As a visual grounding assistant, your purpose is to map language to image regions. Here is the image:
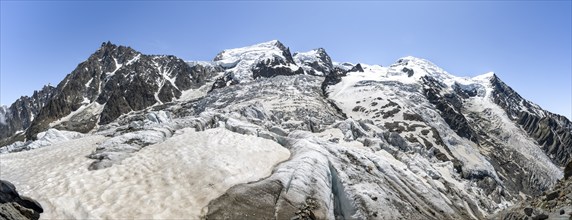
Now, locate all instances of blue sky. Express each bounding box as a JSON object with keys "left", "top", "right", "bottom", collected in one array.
[{"left": 1, "top": 1, "right": 571, "bottom": 119}]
